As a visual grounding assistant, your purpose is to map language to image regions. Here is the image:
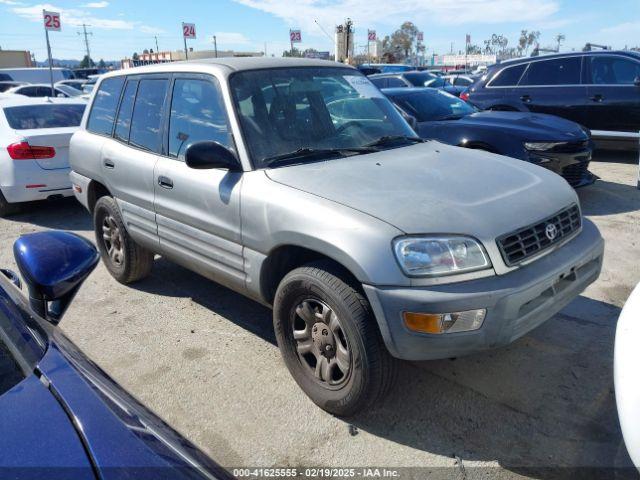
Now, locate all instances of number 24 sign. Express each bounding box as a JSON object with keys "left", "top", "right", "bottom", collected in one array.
[
  {"left": 43, "top": 10, "right": 61, "bottom": 31},
  {"left": 182, "top": 23, "right": 196, "bottom": 39}
]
